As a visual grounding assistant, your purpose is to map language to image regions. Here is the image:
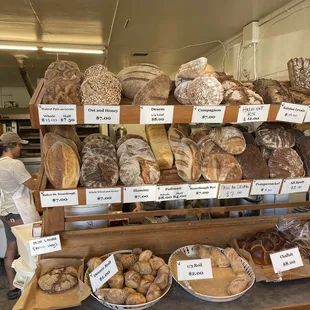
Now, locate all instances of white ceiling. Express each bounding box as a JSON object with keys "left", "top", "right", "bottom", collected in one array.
[{"left": 0, "top": 0, "right": 291, "bottom": 88}]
